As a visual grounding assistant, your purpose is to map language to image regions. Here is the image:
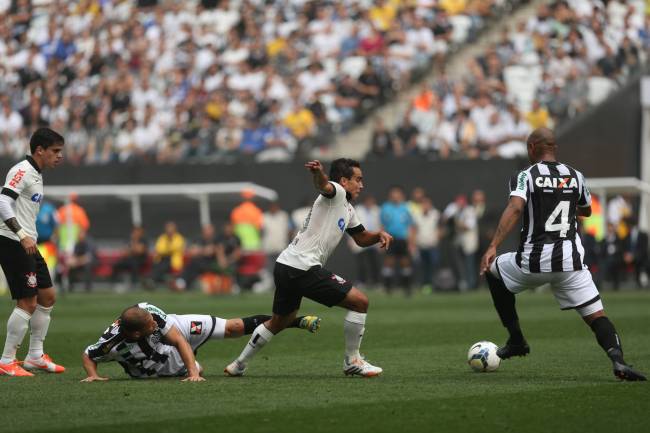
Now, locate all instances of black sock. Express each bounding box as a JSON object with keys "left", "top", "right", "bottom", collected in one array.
[
  {"left": 242, "top": 315, "right": 308, "bottom": 334},
  {"left": 589, "top": 316, "right": 624, "bottom": 363},
  {"left": 486, "top": 272, "right": 524, "bottom": 344},
  {"left": 242, "top": 315, "right": 271, "bottom": 334}
]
